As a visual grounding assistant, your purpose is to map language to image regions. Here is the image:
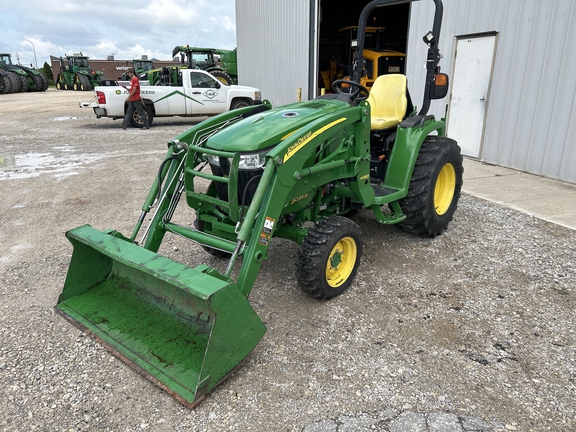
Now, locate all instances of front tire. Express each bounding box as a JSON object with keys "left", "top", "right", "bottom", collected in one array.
[
  {"left": 230, "top": 98, "right": 252, "bottom": 110},
  {"left": 397, "top": 136, "right": 463, "bottom": 237},
  {"left": 296, "top": 216, "right": 363, "bottom": 299}
]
